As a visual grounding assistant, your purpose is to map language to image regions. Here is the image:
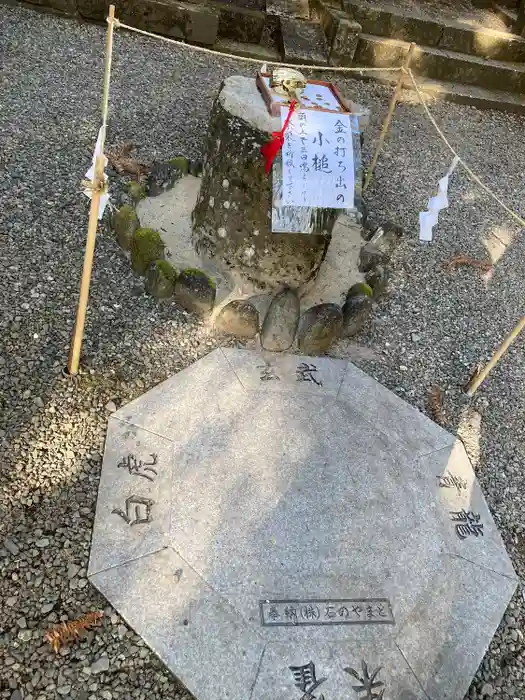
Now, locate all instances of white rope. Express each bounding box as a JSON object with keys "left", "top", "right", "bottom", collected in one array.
[
  {"left": 407, "top": 67, "right": 525, "bottom": 229},
  {"left": 110, "top": 16, "right": 525, "bottom": 230},
  {"left": 112, "top": 18, "right": 400, "bottom": 73}
]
